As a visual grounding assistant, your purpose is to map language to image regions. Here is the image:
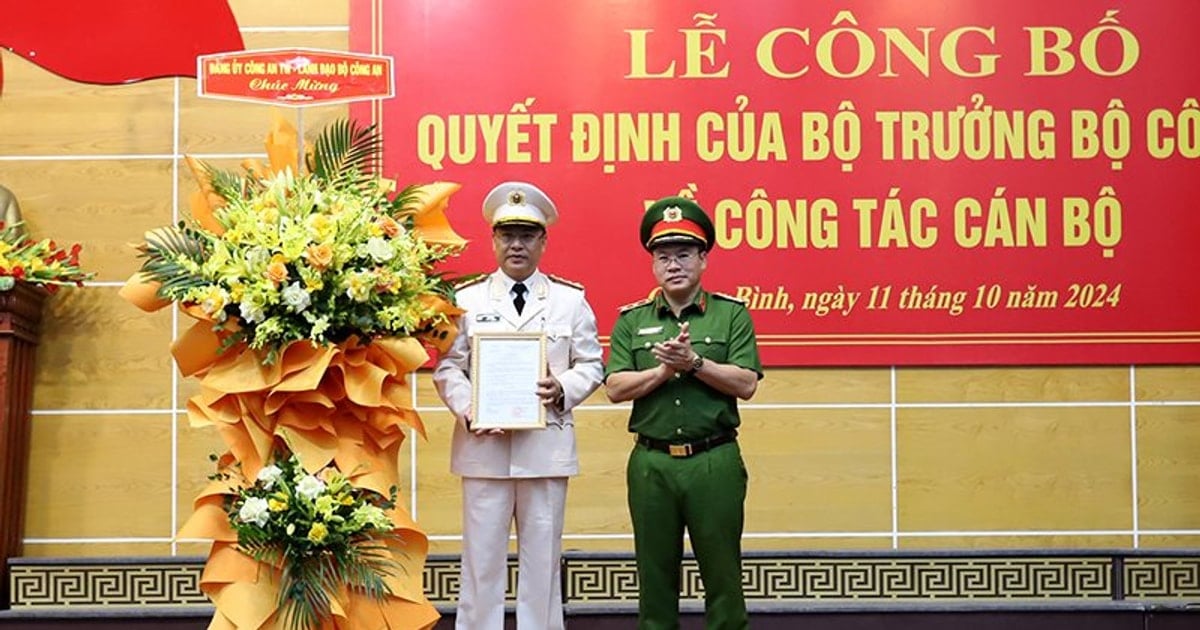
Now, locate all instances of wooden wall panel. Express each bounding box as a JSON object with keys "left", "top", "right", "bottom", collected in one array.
[
  {"left": 25, "top": 414, "right": 174, "bottom": 538},
  {"left": 741, "top": 408, "right": 892, "bottom": 533},
  {"left": 743, "top": 537, "right": 893, "bottom": 551},
  {"left": 751, "top": 367, "right": 891, "bottom": 404},
  {"left": 896, "top": 366, "right": 1130, "bottom": 403},
  {"left": 174, "top": 418, "right": 237, "bottom": 532},
  {"left": 1141, "top": 535, "right": 1200, "bottom": 548},
  {"left": 0, "top": 52, "right": 176, "bottom": 157},
  {"left": 2, "top": 160, "right": 175, "bottom": 281},
  {"left": 22, "top": 542, "right": 174, "bottom": 558},
  {"left": 412, "top": 409, "right": 460, "bottom": 535},
  {"left": 33, "top": 288, "right": 174, "bottom": 411},
  {"left": 1136, "top": 366, "right": 1200, "bottom": 400},
  {"left": 900, "top": 535, "right": 1134, "bottom": 549},
  {"left": 414, "top": 371, "right": 449, "bottom": 409},
  {"left": 1136, "top": 406, "right": 1200, "bottom": 529},
  {"left": 897, "top": 407, "right": 1133, "bottom": 531},
  {"left": 567, "top": 411, "right": 636, "bottom": 533}
]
